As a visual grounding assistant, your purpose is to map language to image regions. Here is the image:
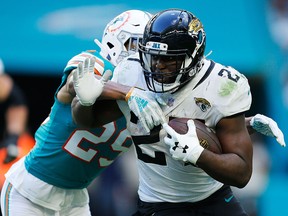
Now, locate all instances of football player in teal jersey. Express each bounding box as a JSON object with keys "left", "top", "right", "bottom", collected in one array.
[{"left": 0, "top": 10, "right": 154, "bottom": 216}]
